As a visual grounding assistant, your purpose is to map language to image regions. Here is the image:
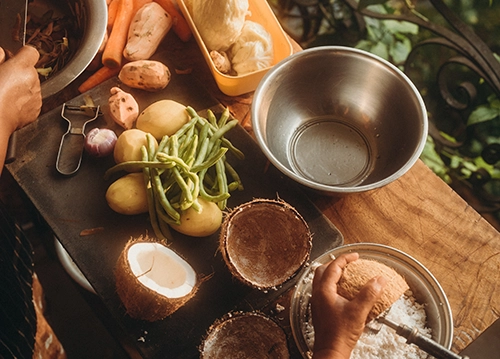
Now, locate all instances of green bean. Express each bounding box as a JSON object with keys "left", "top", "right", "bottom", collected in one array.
[
  {"left": 191, "top": 147, "right": 228, "bottom": 173},
  {"left": 155, "top": 200, "right": 178, "bottom": 226},
  {"left": 175, "top": 115, "right": 198, "bottom": 138},
  {"left": 190, "top": 108, "right": 244, "bottom": 160},
  {"left": 215, "top": 158, "right": 228, "bottom": 210},
  {"left": 217, "top": 107, "right": 230, "bottom": 128},
  {"left": 141, "top": 147, "right": 173, "bottom": 241},
  {"left": 193, "top": 137, "right": 210, "bottom": 168},
  {"left": 186, "top": 106, "right": 200, "bottom": 119},
  {"left": 151, "top": 168, "right": 180, "bottom": 223},
  {"left": 182, "top": 134, "right": 198, "bottom": 167},
  {"left": 146, "top": 134, "right": 157, "bottom": 161},
  {"left": 207, "top": 110, "right": 218, "bottom": 127},
  {"left": 104, "top": 160, "right": 175, "bottom": 180},
  {"left": 169, "top": 135, "right": 179, "bottom": 158},
  {"left": 199, "top": 168, "right": 231, "bottom": 202},
  {"left": 156, "top": 135, "right": 170, "bottom": 155},
  {"left": 224, "top": 160, "right": 244, "bottom": 191},
  {"left": 156, "top": 153, "right": 191, "bottom": 172},
  {"left": 221, "top": 138, "right": 245, "bottom": 160},
  {"left": 107, "top": 105, "right": 245, "bottom": 237}
]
